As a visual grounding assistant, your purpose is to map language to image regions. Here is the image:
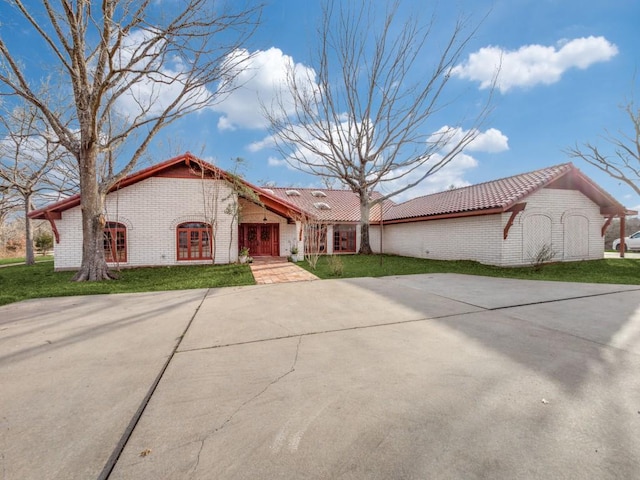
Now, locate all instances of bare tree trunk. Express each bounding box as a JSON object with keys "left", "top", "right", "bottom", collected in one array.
[
  {"left": 359, "top": 197, "right": 373, "bottom": 254},
  {"left": 72, "top": 152, "right": 115, "bottom": 281},
  {"left": 24, "top": 193, "right": 35, "bottom": 265}
]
